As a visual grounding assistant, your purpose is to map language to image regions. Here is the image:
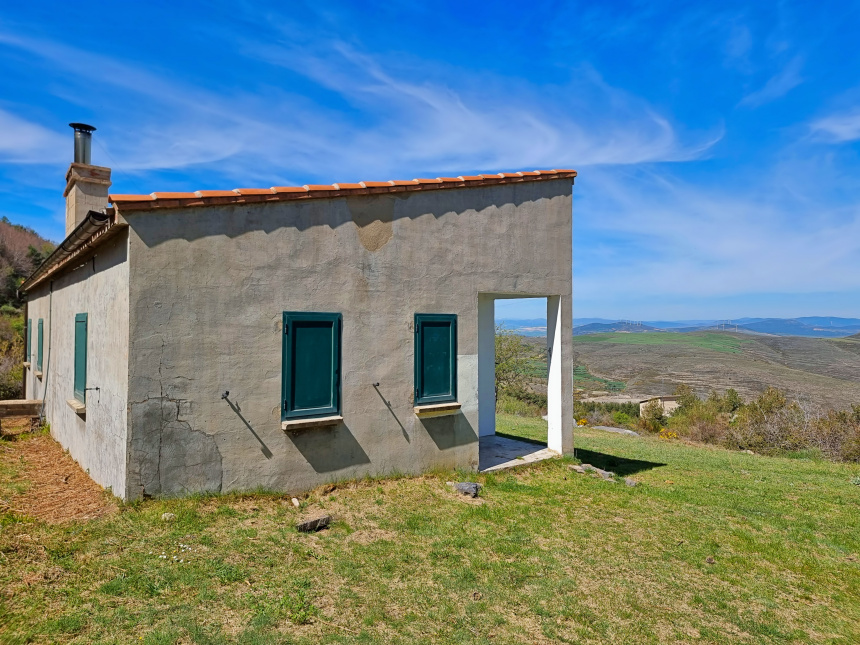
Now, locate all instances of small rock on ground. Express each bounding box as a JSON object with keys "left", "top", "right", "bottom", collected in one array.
[
  {"left": 291, "top": 497, "right": 300, "bottom": 507},
  {"left": 161, "top": 512, "right": 176, "bottom": 522},
  {"left": 624, "top": 478, "right": 638, "bottom": 487},
  {"left": 447, "top": 482, "right": 482, "bottom": 498},
  {"left": 581, "top": 464, "right": 616, "bottom": 481},
  {"left": 568, "top": 464, "right": 586, "bottom": 474},
  {"left": 296, "top": 515, "right": 331, "bottom": 533}
]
